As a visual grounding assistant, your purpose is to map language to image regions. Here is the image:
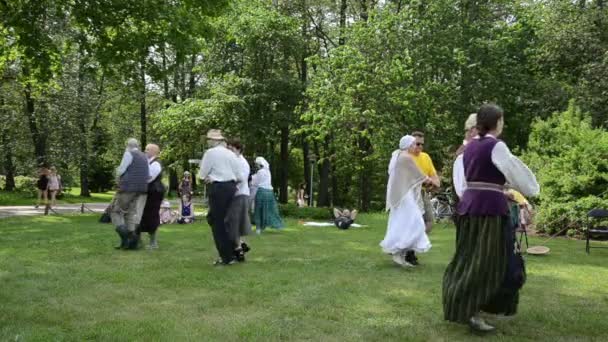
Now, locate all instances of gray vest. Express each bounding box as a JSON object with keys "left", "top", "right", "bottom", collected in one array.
[{"left": 119, "top": 150, "right": 149, "bottom": 193}]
